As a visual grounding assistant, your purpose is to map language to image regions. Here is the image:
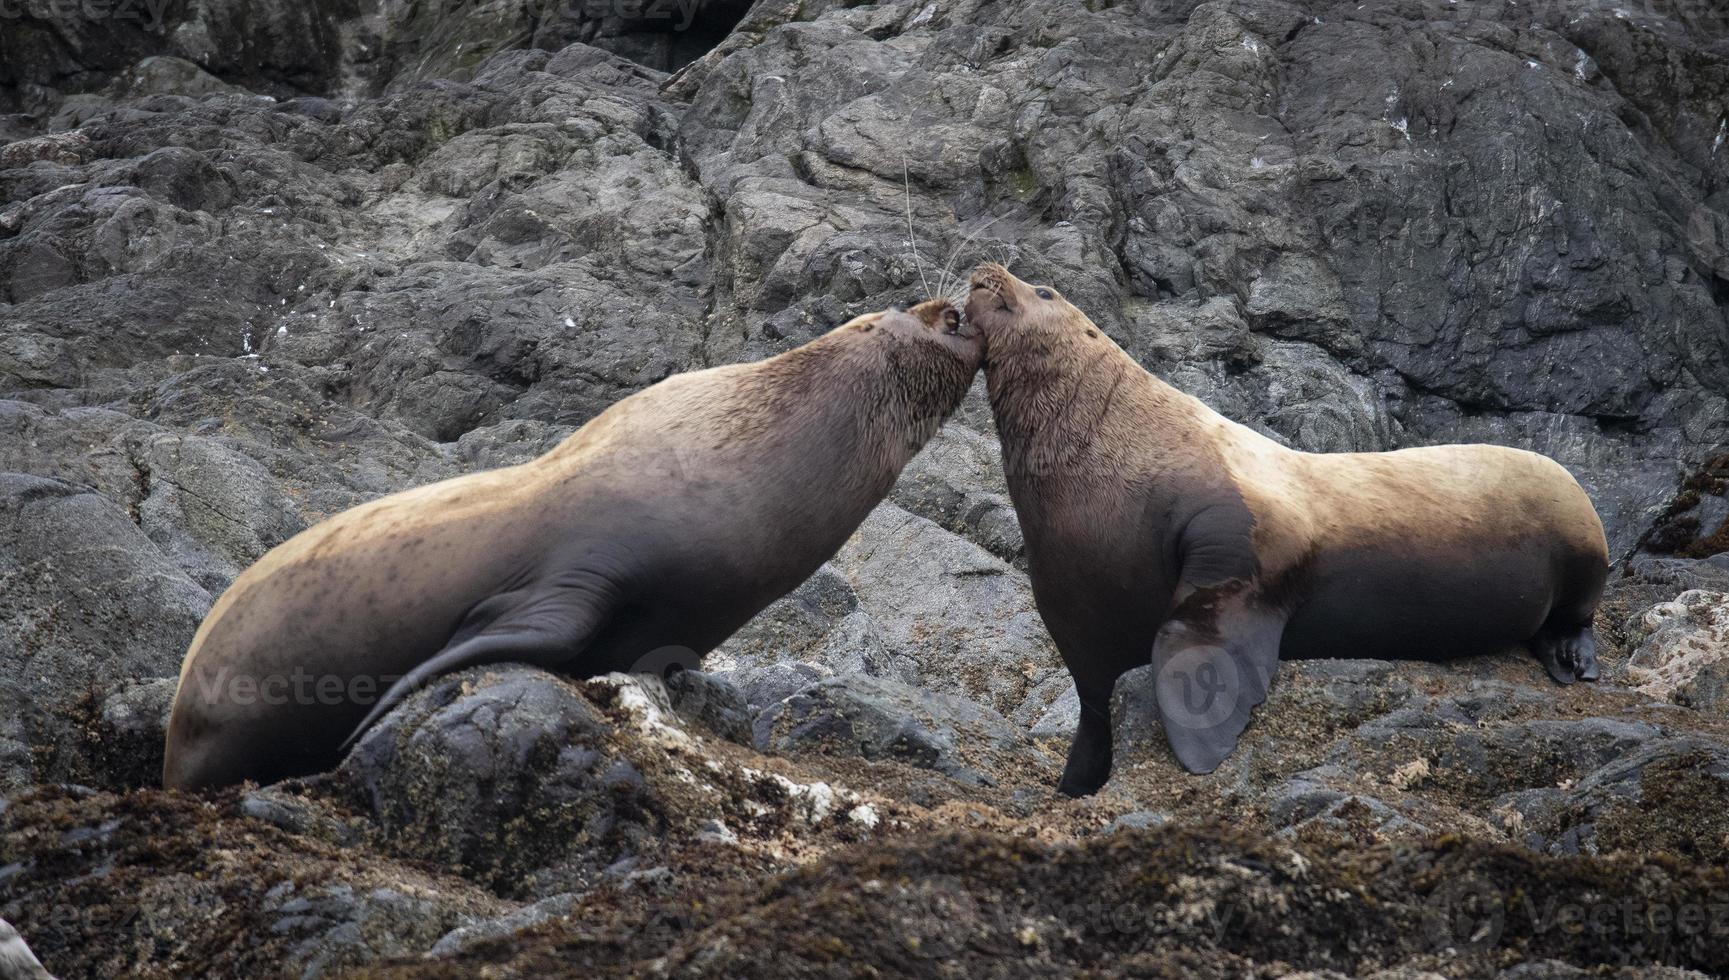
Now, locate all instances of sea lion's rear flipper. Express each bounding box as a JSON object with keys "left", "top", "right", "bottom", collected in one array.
[
  {"left": 1532, "top": 622, "right": 1599, "bottom": 684},
  {"left": 339, "top": 585, "right": 611, "bottom": 753},
  {"left": 1151, "top": 590, "right": 1286, "bottom": 774}
]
